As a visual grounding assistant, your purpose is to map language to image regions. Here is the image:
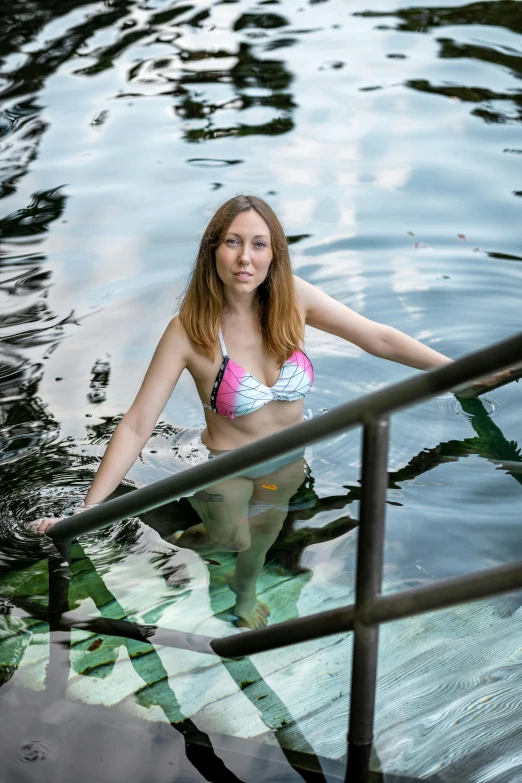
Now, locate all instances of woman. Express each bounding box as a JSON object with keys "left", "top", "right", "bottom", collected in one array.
[{"left": 33, "top": 195, "right": 508, "bottom": 628}]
